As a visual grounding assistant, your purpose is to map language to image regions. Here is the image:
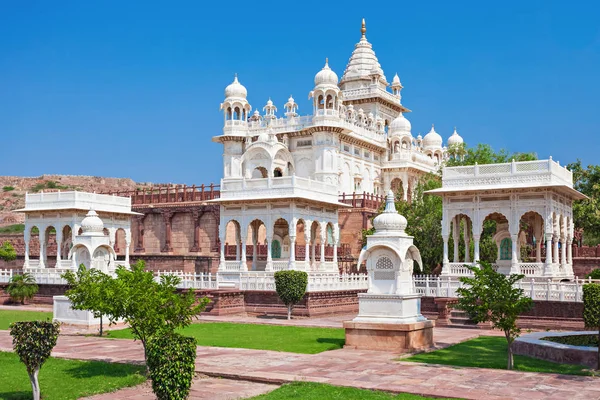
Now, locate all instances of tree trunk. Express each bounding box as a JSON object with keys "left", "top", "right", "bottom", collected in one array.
[
  {"left": 142, "top": 340, "right": 149, "bottom": 374},
  {"left": 99, "top": 315, "right": 103, "bottom": 337},
  {"left": 29, "top": 368, "right": 40, "bottom": 400},
  {"left": 287, "top": 305, "right": 292, "bottom": 320},
  {"left": 507, "top": 338, "right": 514, "bottom": 370}
]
